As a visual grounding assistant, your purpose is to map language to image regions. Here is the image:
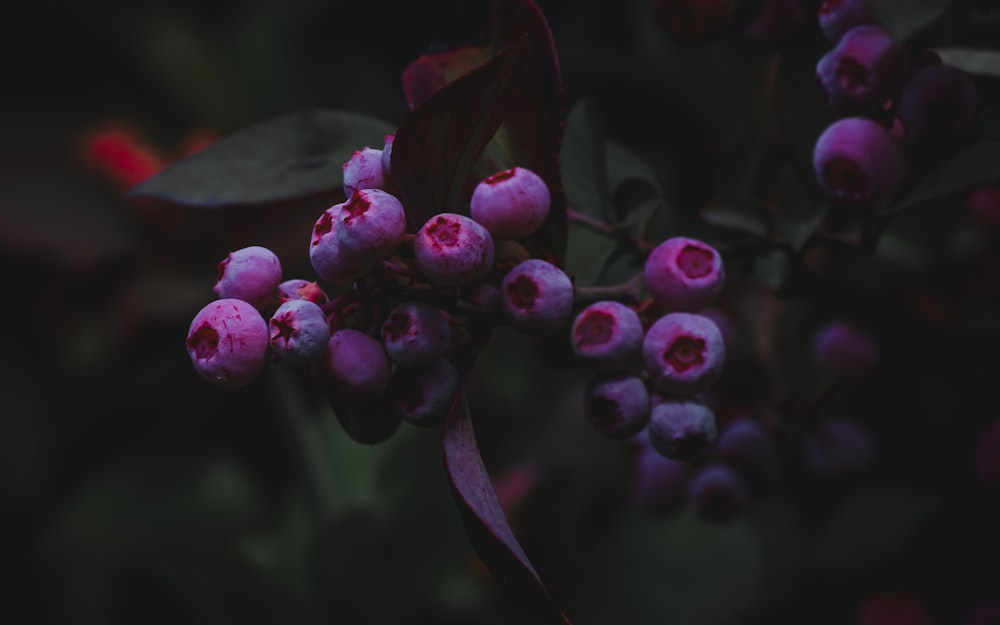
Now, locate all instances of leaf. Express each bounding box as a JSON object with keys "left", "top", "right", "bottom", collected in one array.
[
  {"left": 774, "top": 164, "right": 828, "bottom": 251},
  {"left": 129, "top": 109, "right": 395, "bottom": 206},
  {"left": 402, "top": 45, "right": 495, "bottom": 110},
  {"left": 810, "top": 483, "right": 937, "bottom": 574},
  {"left": 443, "top": 392, "right": 573, "bottom": 625},
  {"left": 561, "top": 98, "right": 612, "bottom": 220},
  {"left": 935, "top": 47, "right": 1000, "bottom": 77},
  {"left": 700, "top": 198, "right": 770, "bottom": 238},
  {"left": 867, "top": 0, "right": 958, "bottom": 40},
  {"left": 890, "top": 138, "right": 1000, "bottom": 212},
  {"left": 392, "top": 0, "right": 567, "bottom": 263}
]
